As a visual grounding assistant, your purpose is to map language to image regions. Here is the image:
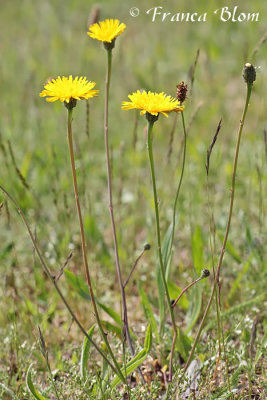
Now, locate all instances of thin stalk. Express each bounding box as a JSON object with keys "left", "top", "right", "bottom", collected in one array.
[
  {"left": 123, "top": 247, "right": 146, "bottom": 288},
  {"left": 167, "top": 111, "right": 187, "bottom": 280},
  {"left": 183, "top": 82, "right": 253, "bottom": 374},
  {"left": 206, "top": 174, "right": 231, "bottom": 394},
  {"left": 0, "top": 186, "right": 123, "bottom": 380},
  {"left": 67, "top": 109, "right": 125, "bottom": 382},
  {"left": 172, "top": 276, "right": 203, "bottom": 308},
  {"left": 103, "top": 49, "right": 136, "bottom": 362},
  {"left": 147, "top": 120, "right": 177, "bottom": 381}
]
